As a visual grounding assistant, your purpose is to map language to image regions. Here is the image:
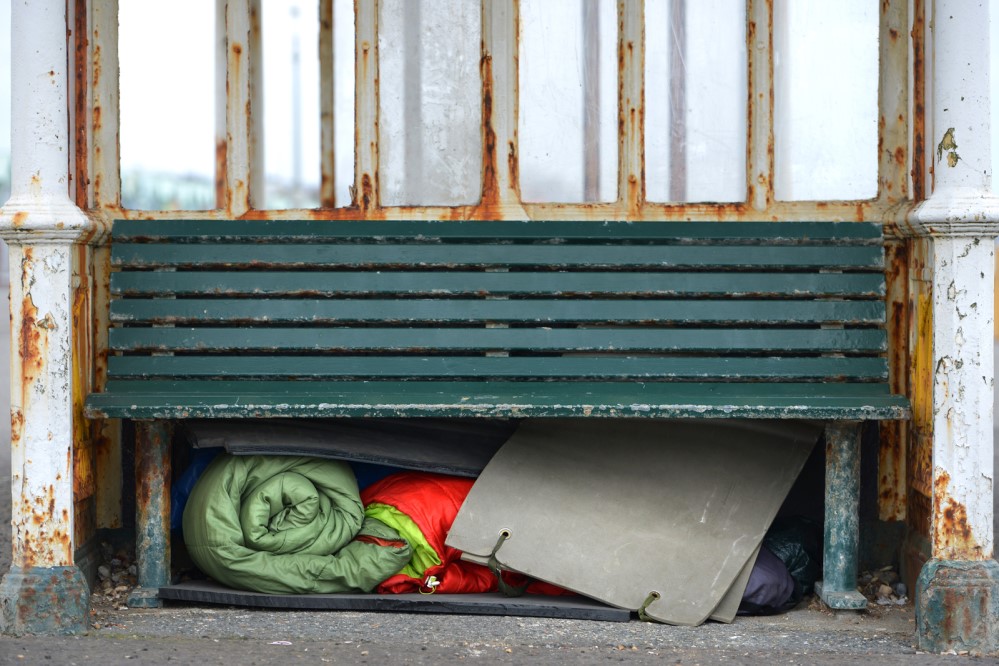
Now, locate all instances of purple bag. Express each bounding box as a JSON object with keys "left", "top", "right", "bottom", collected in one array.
[{"left": 738, "top": 546, "right": 797, "bottom": 615}]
